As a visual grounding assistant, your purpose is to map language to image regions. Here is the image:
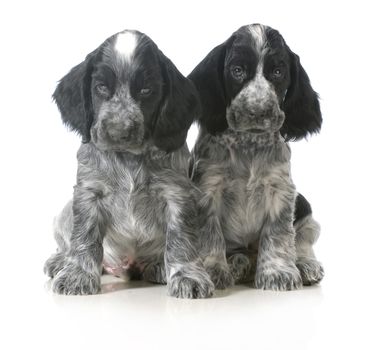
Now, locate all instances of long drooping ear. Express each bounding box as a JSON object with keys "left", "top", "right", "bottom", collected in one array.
[
  {"left": 188, "top": 41, "right": 230, "bottom": 134},
  {"left": 52, "top": 49, "right": 99, "bottom": 143},
  {"left": 281, "top": 48, "right": 322, "bottom": 141},
  {"left": 152, "top": 51, "right": 200, "bottom": 152}
]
